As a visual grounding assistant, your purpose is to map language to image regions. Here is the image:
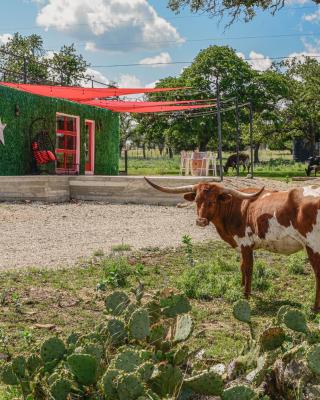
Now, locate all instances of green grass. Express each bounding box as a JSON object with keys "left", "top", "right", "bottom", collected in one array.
[
  {"left": 111, "top": 243, "right": 132, "bottom": 252},
  {"left": 119, "top": 152, "right": 307, "bottom": 180}
]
